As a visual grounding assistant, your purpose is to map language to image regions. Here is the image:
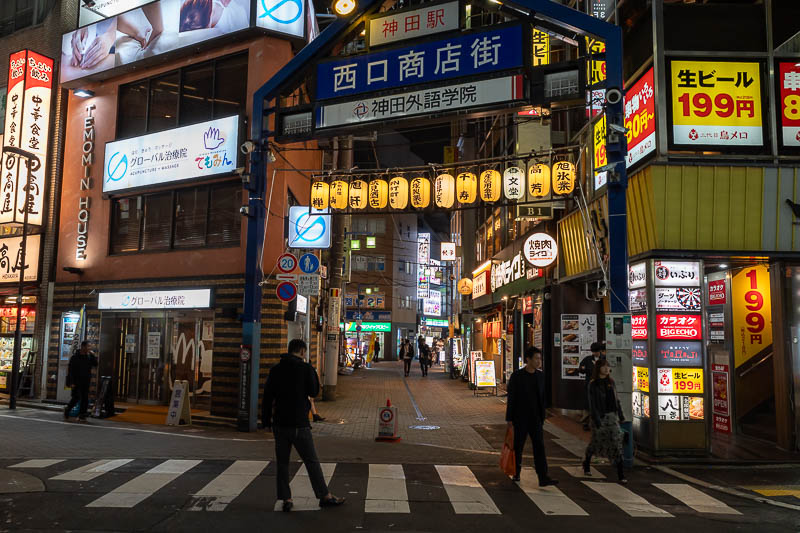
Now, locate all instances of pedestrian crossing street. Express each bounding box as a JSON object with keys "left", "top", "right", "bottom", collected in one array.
[{"left": 8, "top": 458, "right": 742, "bottom": 518}]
